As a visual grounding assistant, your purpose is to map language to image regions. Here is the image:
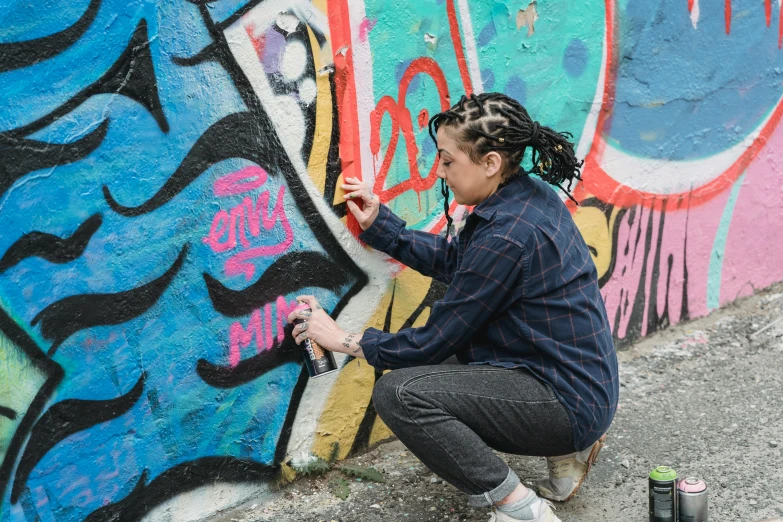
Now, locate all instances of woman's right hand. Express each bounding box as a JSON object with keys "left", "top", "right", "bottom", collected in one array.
[{"left": 342, "top": 177, "right": 380, "bottom": 231}]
